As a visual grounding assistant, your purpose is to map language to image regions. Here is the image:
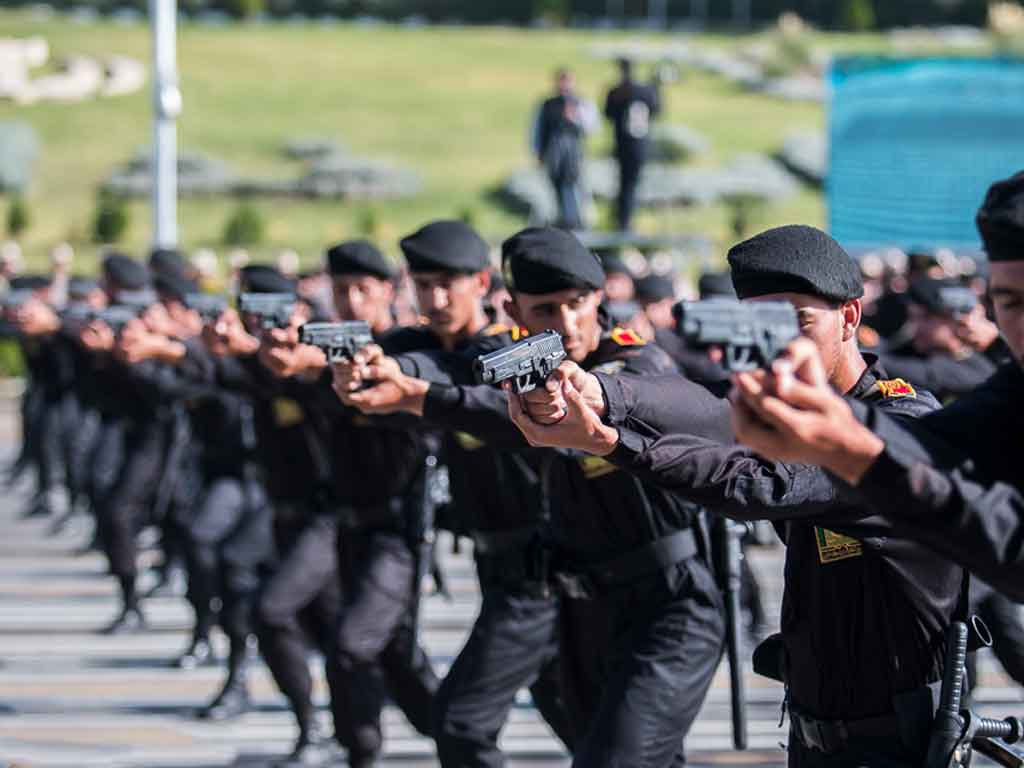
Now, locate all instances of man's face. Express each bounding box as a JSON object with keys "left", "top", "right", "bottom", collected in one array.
[
  {"left": 749, "top": 293, "right": 853, "bottom": 385},
  {"left": 604, "top": 272, "right": 634, "bottom": 303},
  {"left": 557, "top": 72, "right": 574, "bottom": 96},
  {"left": 908, "top": 303, "right": 961, "bottom": 356},
  {"left": 989, "top": 260, "right": 1024, "bottom": 366},
  {"left": 507, "top": 288, "right": 604, "bottom": 364},
  {"left": 642, "top": 297, "right": 675, "bottom": 331},
  {"left": 332, "top": 274, "right": 394, "bottom": 324},
  {"left": 412, "top": 270, "right": 488, "bottom": 338}
]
